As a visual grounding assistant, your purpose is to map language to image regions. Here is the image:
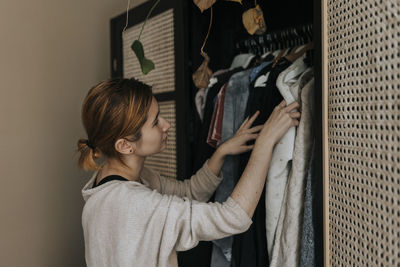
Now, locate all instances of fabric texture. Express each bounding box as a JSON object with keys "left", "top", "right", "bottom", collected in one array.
[
  {"left": 269, "top": 77, "right": 315, "bottom": 267},
  {"left": 195, "top": 87, "right": 208, "bottom": 121},
  {"left": 207, "top": 83, "right": 227, "bottom": 148},
  {"left": 193, "top": 68, "right": 243, "bottom": 172},
  {"left": 194, "top": 69, "right": 230, "bottom": 122},
  {"left": 230, "top": 57, "right": 292, "bottom": 267},
  {"left": 229, "top": 54, "right": 255, "bottom": 70},
  {"left": 191, "top": 68, "right": 245, "bottom": 267},
  {"left": 265, "top": 56, "right": 309, "bottom": 256},
  {"left": 300, "top": 141, "right": 316, "bottom": 267},
  {"left": 210, "top": 69, "right": 253, "bottom": 267},
  {"left": 92, "top": 175, "right": 128, "bottom": 187},
  {"left": 81, "top": 160, "right": 252, "bottom": 267},
  {"left": 249, "top": 60, "right": 272, "bottom": 82}
]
